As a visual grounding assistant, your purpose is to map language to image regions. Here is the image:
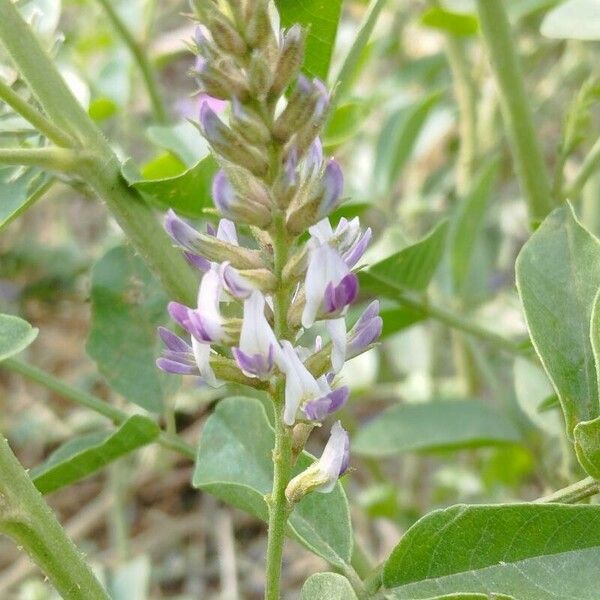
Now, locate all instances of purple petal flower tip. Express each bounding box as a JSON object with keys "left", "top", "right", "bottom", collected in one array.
[
  {"left": 344, "top": 228, "right": 372, "bottom": 269},
  {"left": 347, "top": 300, "right": 382, "bottom": 358},
  {"left": 184, "top": 251, "right": 211, "bottom": 272},
  {"left": 164, "top": 209, "right": 200, "bottom": 250},
  {"left": 168, "top": 301, "right": 192, "bottom": 329},
  {"left": 212, "top": 170, "right": 236, "bottom": 213},
  {"left": 232, "top": 345, "right": 275, "bottom": 379},
  {"left": 324, "top": 272, "right": 359, "bottom": 314},
  {"left": 319, "top": 159, "right": 344, "bottom": 216},
  {"left": 156, "top": 357, "right": 197, "bottom": 375},
  {"left": 199, "top": 100, "right": 222, "bottom": 141},
  {"left": 303, "top": 386, "right": 349, "bottom": 421},
  {"left": 158, "top": 327, "right": 191, "bottom": 353}
]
